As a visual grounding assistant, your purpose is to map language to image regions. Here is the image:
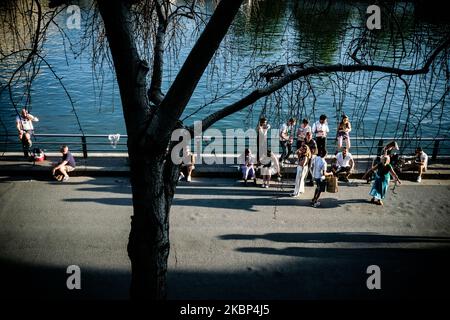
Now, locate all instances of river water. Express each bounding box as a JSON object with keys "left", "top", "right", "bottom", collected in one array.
[{"left": 0, "top": 1, "right": 449, "bottom": 154}]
